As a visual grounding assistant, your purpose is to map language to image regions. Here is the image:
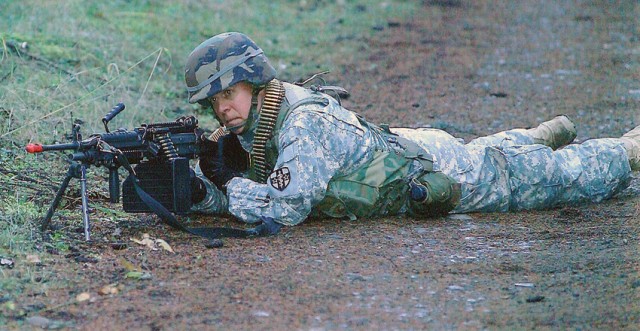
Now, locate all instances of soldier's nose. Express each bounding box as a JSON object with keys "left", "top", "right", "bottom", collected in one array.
[{"left": 216, "top": 102, "right": 232, "bottom": 115}]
